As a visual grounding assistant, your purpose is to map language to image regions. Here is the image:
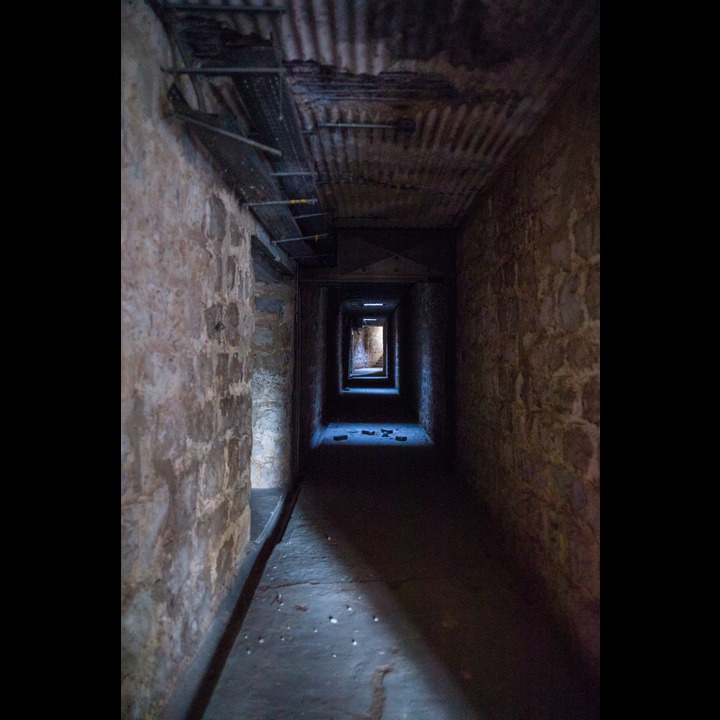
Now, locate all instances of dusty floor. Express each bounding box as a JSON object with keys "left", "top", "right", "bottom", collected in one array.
[{"left": 198, "top": 392, "right": 600, "bottom": 720}]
